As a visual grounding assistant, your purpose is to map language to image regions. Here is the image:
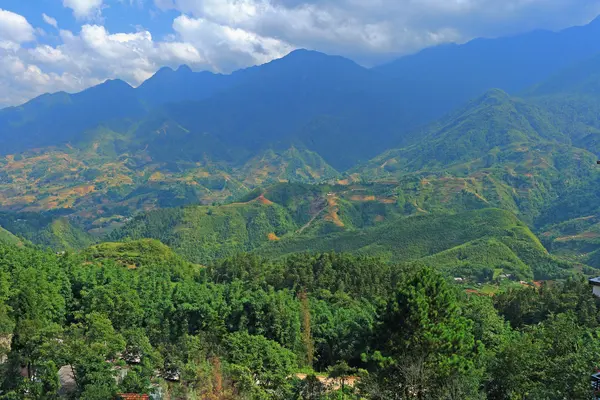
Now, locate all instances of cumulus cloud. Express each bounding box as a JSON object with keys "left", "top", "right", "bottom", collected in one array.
[
  {"left": 0, "top": 9, "right": 35, "bottom": 46},
  {"left": 63, "top": 0, "right": 104, "bottom": 19},
  {"left": 155, "top": 0, "right": 600, "bottom": 60},
  {"left": 42, "top": 13, "right": 58, "bottom": 29},
  {"left": 172, "top": 15, "right": 293, "bottom": 72}
]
